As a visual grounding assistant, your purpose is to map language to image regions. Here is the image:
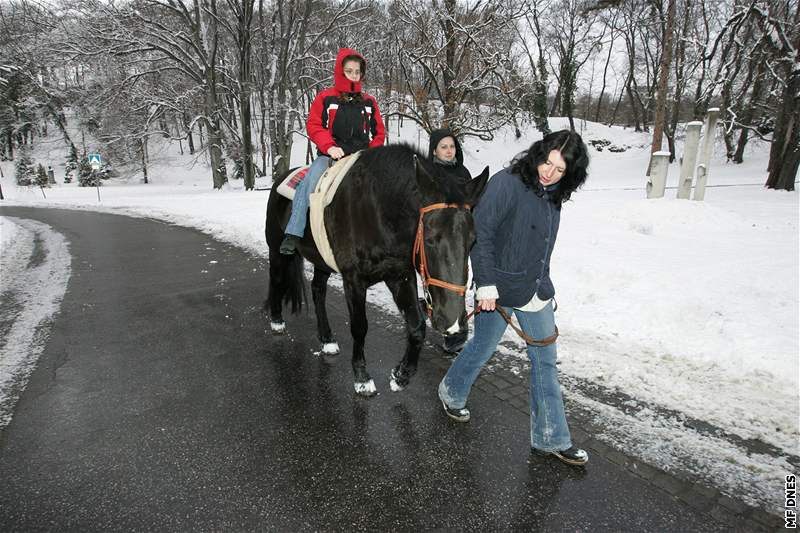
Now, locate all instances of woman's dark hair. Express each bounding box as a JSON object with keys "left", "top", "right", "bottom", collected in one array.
[
  {"left": 511, "top": 129, "right": 589, "bottom": 207},
  {"left": 341, "top": 54, "right": 366, "bottom": 80}
]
